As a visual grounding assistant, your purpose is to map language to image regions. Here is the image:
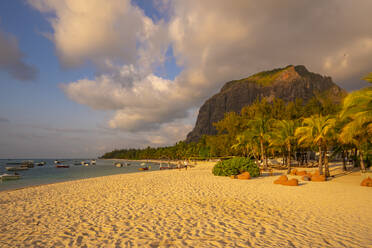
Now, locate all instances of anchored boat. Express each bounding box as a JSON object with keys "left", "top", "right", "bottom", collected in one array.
[
  {"left": 6, "top": 167, "right": 28, "bottom": 171},
  {"left": 21, "top": 161, "right": 34, "bottom": 168},
  {"left": 115, "top": 162, "right": 123, "bottom": 168},
  {"left": 56, "top": 164, "right": 70, "bottom": 168},
  {"left": 1, "top": 173, "right": 21, "bottom": 180}
]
